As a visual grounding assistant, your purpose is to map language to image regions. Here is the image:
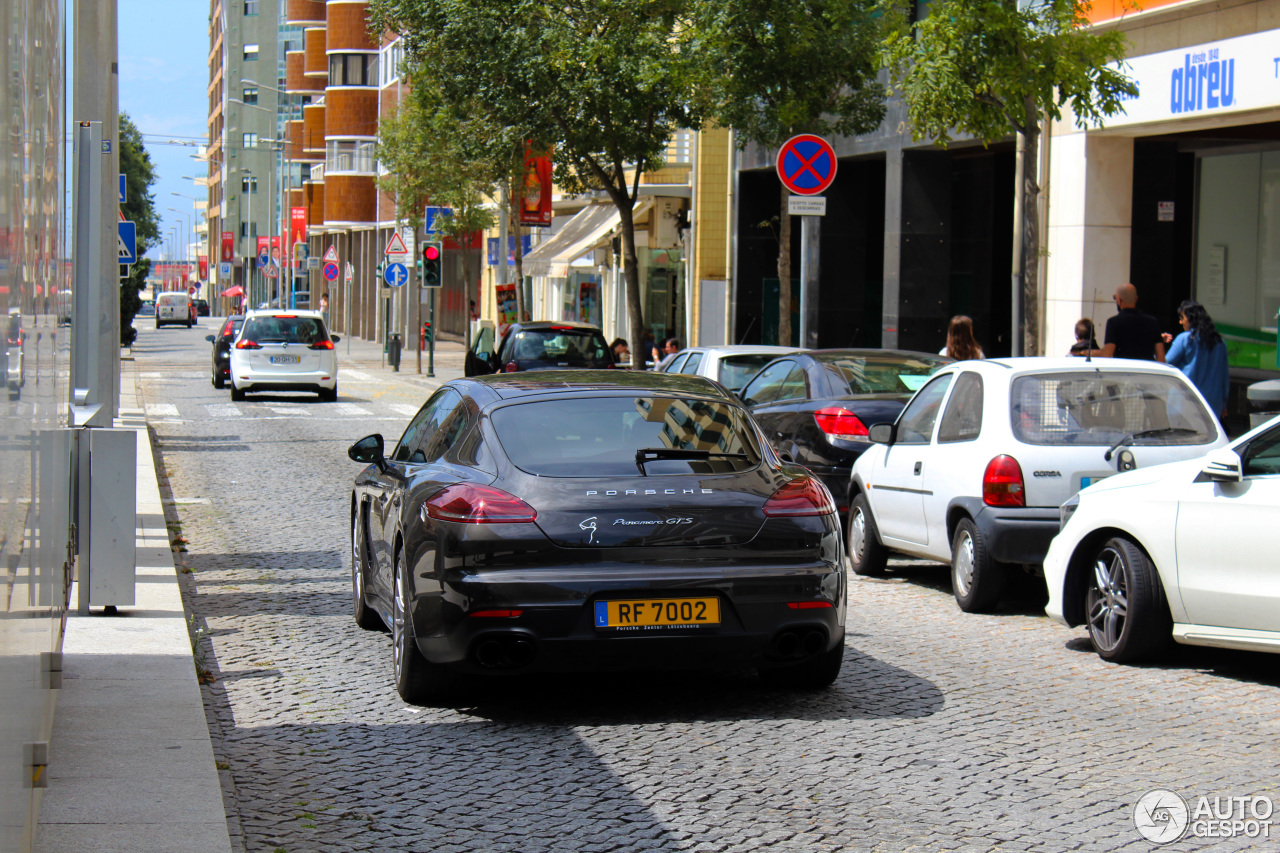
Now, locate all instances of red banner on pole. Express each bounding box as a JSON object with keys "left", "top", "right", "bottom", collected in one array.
[
  {"left": 221, "top": 231, "right": 235, "bottom": 263},
  {"left": 290, "top": 207, "right": 307, "bottom": 245},
  {"left": 198, "top": 255, "right": 208, "bottom": 280},
  {"left": 519, "top": 148, "right": 552, "bottom": 227}
]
